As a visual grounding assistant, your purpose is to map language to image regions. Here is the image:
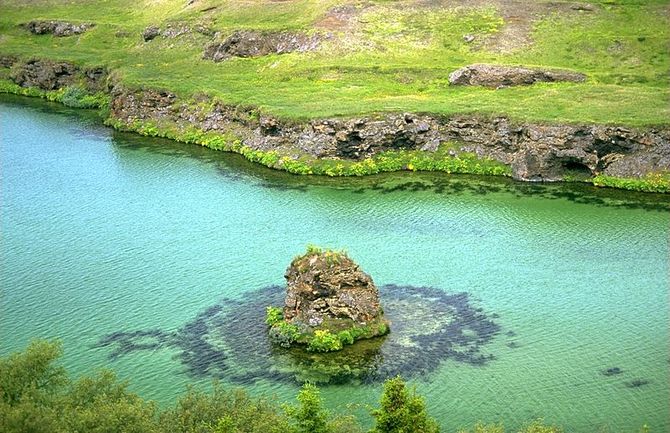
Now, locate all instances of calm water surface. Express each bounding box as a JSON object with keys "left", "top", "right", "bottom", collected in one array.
[{"left": 1, "top": 96, "right": 669, "bottom": 432}]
